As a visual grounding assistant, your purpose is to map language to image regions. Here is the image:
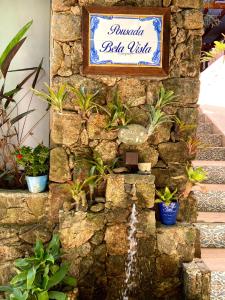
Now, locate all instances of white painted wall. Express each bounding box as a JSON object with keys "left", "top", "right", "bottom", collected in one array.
[{"left": 0, "top": 0, "right": 51, "bottom": 147}]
